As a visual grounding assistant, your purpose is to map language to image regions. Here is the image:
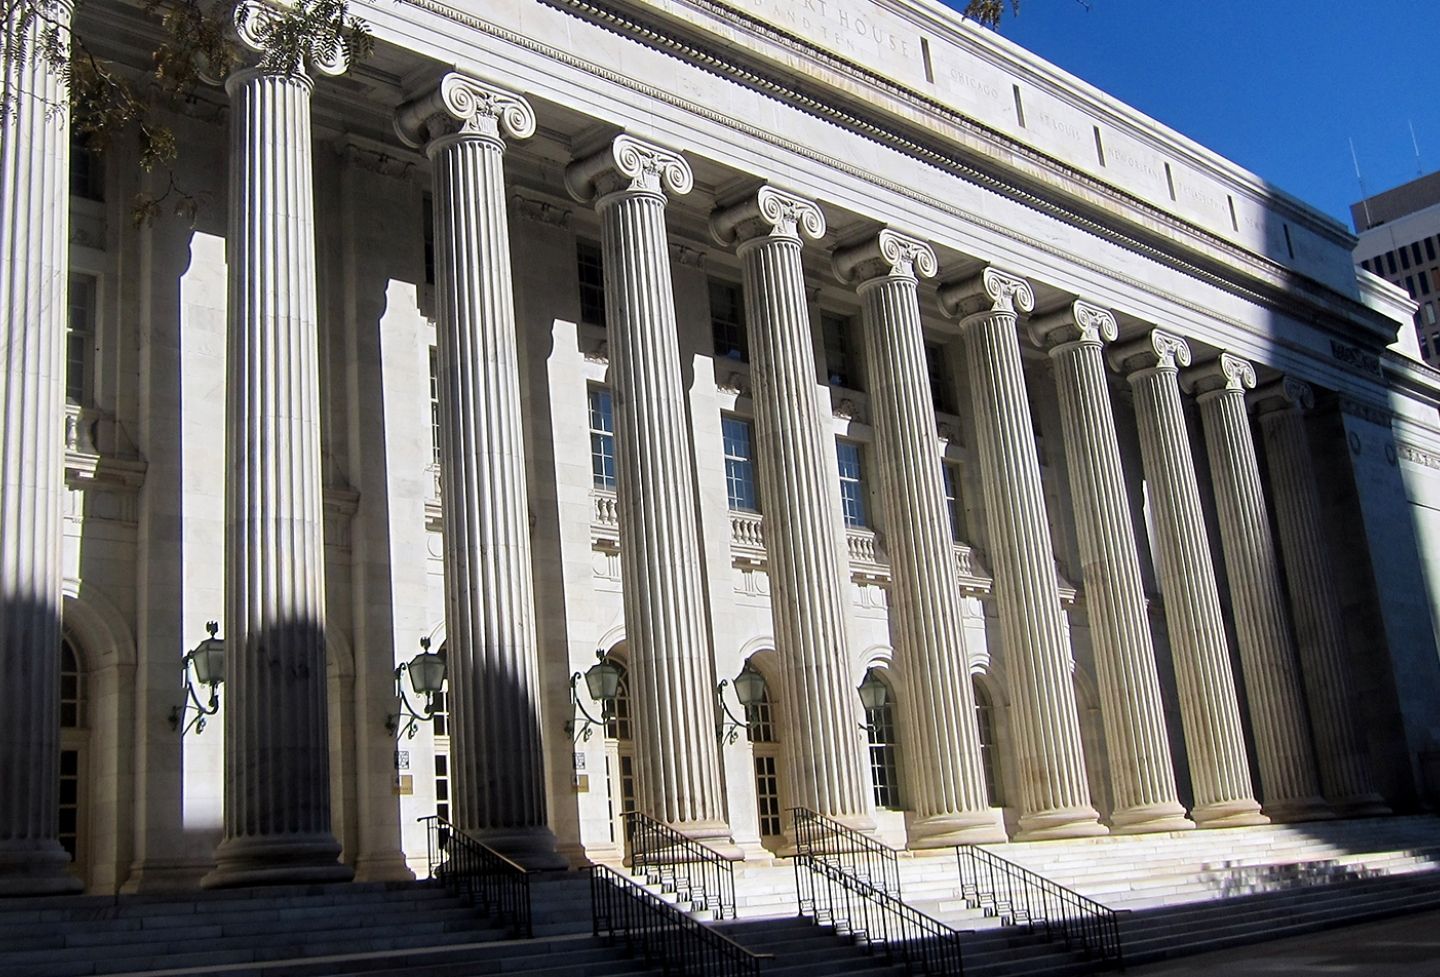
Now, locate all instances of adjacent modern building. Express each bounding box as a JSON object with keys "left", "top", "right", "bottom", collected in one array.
[
  {"left": 6, "top": 0, "right": 1440, "bottom": 896},
  {"left": 1353, "top": 171, "right": 1440, "bottom": 365}
]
